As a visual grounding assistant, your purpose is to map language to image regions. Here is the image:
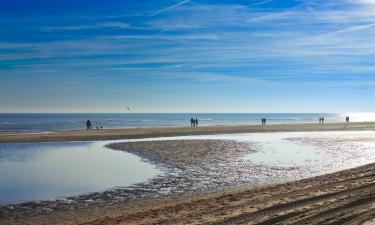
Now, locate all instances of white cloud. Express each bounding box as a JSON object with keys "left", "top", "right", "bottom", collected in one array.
[
  {"left": 357, "top": 0, "right": 375, "bottom": 4},
  {"left": 4, "top": 1, "right": 375, "bottom": 83},
  {"left": 323, "top": 23, "right": 375, "bottom": 36},
  {"left": 246, "top": 11, "right": 293, "bottom": 23},
  {"left": 42, "top": 22, "right": 133, "bottom": 31},
  {"left": 150, "top": 0, "right": 191, "bottom": 16},
  {"left": 108, "top": 34, "right": 220, "bottom": 40},
  {"left": 251, "top": 0, "right": 273, "bottom": 7}
]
